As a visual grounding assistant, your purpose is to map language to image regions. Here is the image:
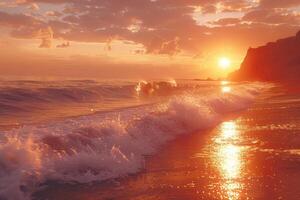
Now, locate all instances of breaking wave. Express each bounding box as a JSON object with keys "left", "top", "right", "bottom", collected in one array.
[{"left": 0, "top": 82, "right": 266, "bottom": 199}]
